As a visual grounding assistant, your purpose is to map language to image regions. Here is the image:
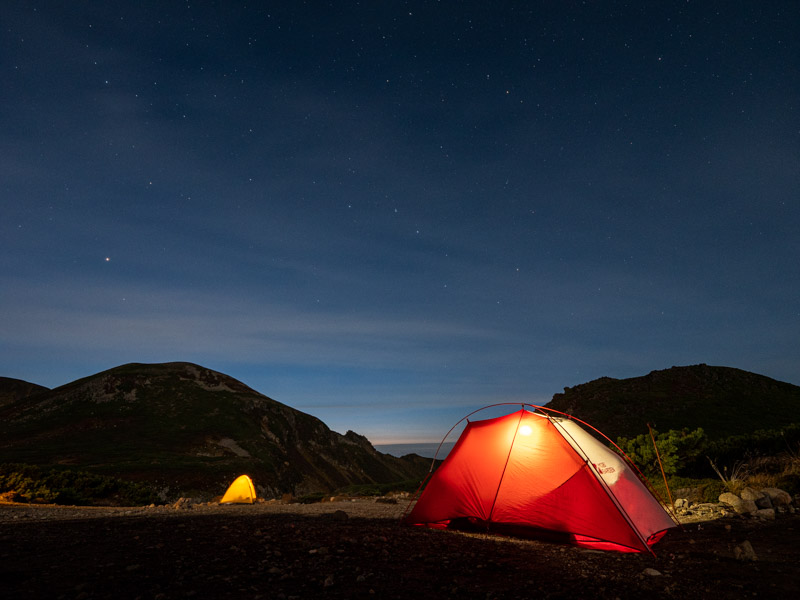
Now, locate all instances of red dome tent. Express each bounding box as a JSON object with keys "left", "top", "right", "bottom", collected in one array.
[{"left": 403, "top": 405, "right": 677, "bottom": 554}]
